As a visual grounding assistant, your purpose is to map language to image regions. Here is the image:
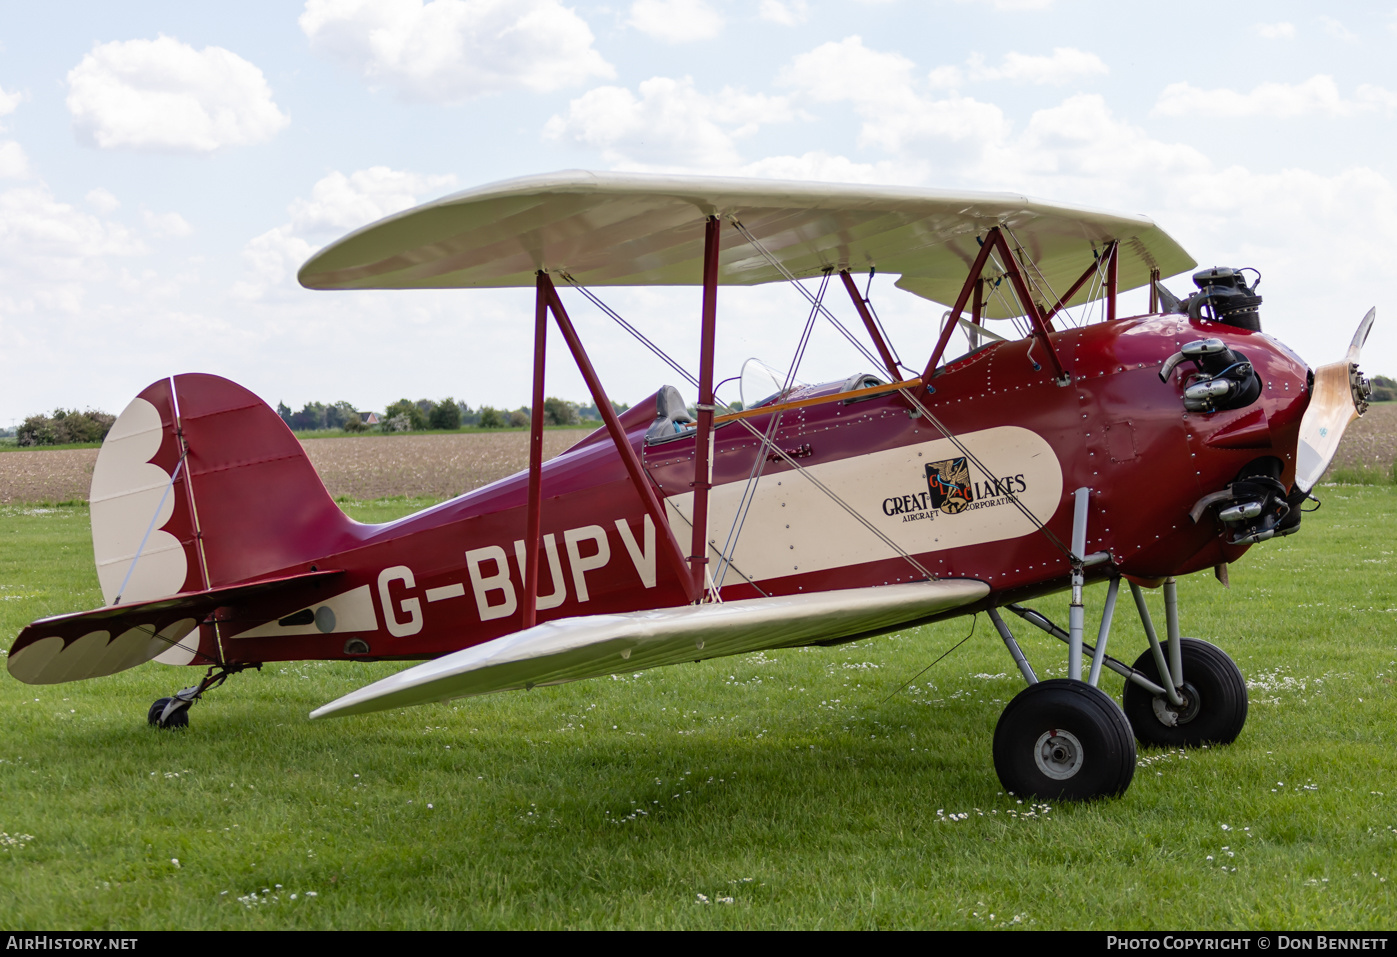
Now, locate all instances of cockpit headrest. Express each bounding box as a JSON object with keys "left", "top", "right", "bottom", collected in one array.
[
  {"left": 645, "top": 385, "right": 696, "bottom": 442},
  {"left": 655, "top": 385, "right": 694, "bottom": 423}
]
